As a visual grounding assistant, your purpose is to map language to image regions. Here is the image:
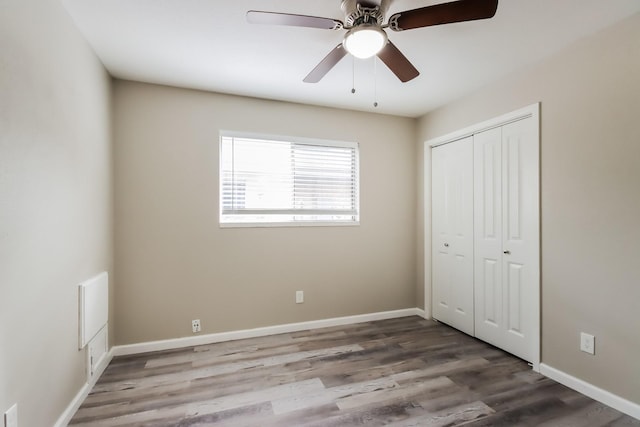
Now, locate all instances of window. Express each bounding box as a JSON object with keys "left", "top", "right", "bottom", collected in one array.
[{"left": 220, "top": 132, "right": 359, "bottom": 226}]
